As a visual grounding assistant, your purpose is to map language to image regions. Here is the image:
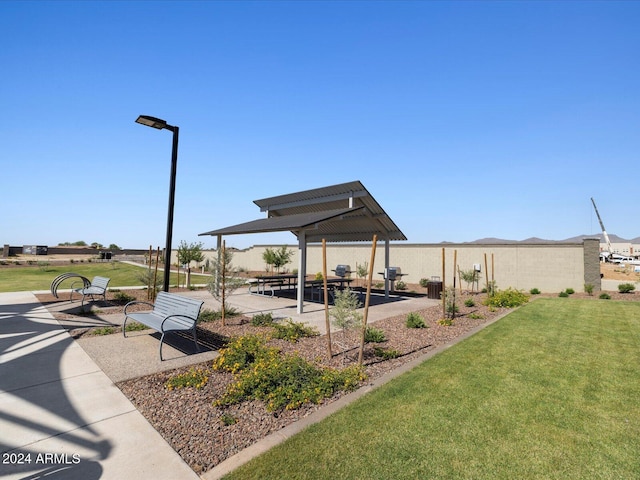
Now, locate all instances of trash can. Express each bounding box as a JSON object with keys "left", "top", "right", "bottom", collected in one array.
[
  {"left": 105, "top": 252, "right": 112, "bottom": 260},
  {"left": 427, "top": 280, "right": 443, "bottom": 299}
]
